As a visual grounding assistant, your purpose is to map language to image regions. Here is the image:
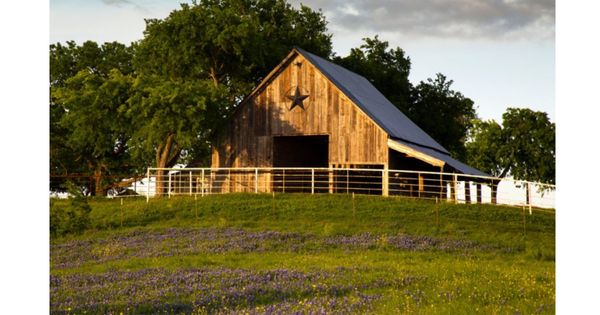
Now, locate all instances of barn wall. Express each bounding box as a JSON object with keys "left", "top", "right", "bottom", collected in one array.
[{"left": 211, "top": 53, "right": 389, "bottom": 170}]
